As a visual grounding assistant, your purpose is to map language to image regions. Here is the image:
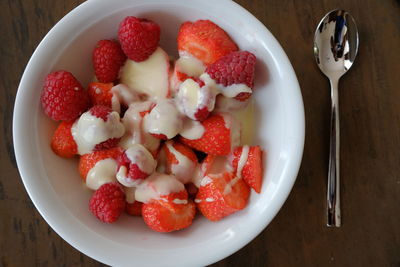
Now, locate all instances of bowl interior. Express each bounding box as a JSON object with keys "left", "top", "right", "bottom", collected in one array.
[{"left": 14, "top": 0, "right": 304, "bottom": 266}]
